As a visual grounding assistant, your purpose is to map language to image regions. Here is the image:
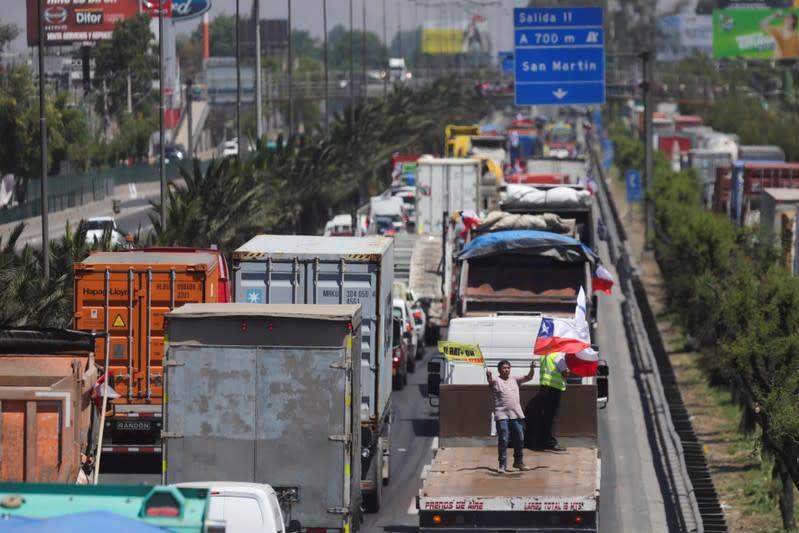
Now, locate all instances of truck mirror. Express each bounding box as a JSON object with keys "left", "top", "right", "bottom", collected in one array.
[
  {"left": 427, "top": 372, "right": 441, "bottom": 397},
  {"left": 287, "top": 520, "right": 302, "bottom": 533},
  {"left": 427, "top": 360, "right": 442, "bottom": 397},
  {"left": 596, "top": 360, "right": 609, "bottom": 408}
]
